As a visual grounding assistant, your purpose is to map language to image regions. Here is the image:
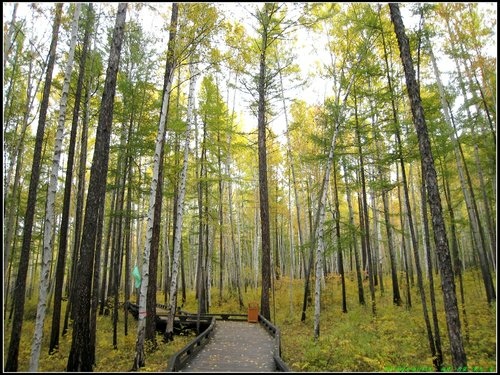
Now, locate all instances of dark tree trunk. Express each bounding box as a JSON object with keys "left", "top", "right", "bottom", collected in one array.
[
  {"left": 421, "top": 166, "right": 444, "bottom": 370},
  {"left": 382, "top": 9, "right": 437, "bottom": 364},
  {"left": 274, "top": 184, "right": 281, "bottom": 280},
  {"left": 5, "top": 4, "right": 63, "bottom": 371},
  {"left": 300, "top": 175, "right": 317, "bottom": 321},
  {"left": 441, "top": 164, "right": 469, "bottom": 343},
  {"left": 146, "top": 143, "right": 163, "bottom": 344},
  {"left": 101, "top": 190, "right": 116, "bottom": 315},
  {"left": 382, "top": 186, "right": 401, "bottom": 306},
  {"left": 181, "top": 240, "right": 187, "bottom": 305},
  {"left": 389, "top": 3, "right": 467, "bottom": 369},
  {"left": 66, "top": 4, "right": 127, "bottom": 371},
  {"left": 50, "top": 5, "right": 92, "bottom": 353},
  {"left": 397, "top": 166, "right": 412, "bottom": 308},
  {"left": 112, "top": 156, "right": 127, "bottom": 349},
  {"left": 90, "top": 192, "right": 105, "bottom": 366},
  {"left": 354, "top": 89, "right": 376, "bottom": 315},
  {"left": 257, "top": 6, "right": 272, "bottom": 321},
  {"left": 63, "top": 38, "right": 93, "bottom": 334},
  {"left": 343, "top": 163, "right": 365, "bottom": 306},
  {"left": 217, "top": 127, "right": 224, "bottom": 305},
  {"left": 377, "top": 9, "right": 402, "bottom": 306},
  {"left": 196, "top": 118, "right": 208, "bottom": 316},
  {"left": 332, "top": 163, "right": 347, "bottom": 313},
  {"left": 124, "top": 153, "right": 133, "bottom": 336}
]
